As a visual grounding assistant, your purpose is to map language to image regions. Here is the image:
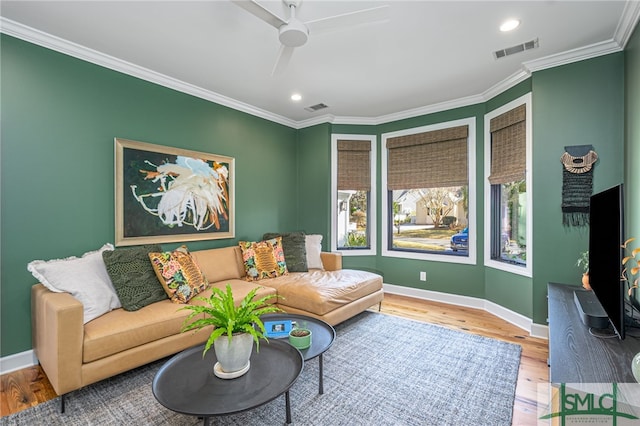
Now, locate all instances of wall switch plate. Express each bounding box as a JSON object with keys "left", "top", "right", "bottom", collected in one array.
[{"left": 419, "top": 271, "right": 427, "bottom": 281}]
